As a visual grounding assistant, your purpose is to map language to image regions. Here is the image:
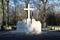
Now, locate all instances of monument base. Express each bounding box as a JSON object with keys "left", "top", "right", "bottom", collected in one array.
[
  {"left": 16, "top": 18, "right": 42, "bottom": 34},
  {"left": 16, "top": 21, "right": 29, "bottom": 33},
  {"left": 30, "top": 19, "right": 41, "bottom": 34},
  {"left": 27, "top": 18, "right": 31, "bottom": 25}
]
